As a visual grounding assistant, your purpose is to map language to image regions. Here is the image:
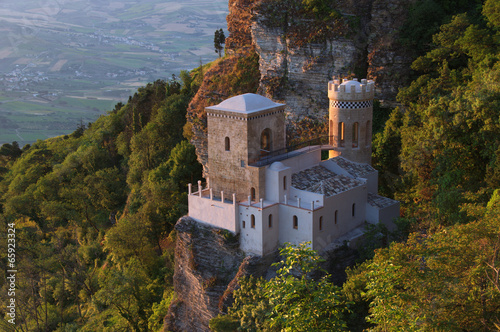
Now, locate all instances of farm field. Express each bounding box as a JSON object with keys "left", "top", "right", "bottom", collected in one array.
[{"left": 0, "top": 0, "right": 228, "bottom": 146}]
